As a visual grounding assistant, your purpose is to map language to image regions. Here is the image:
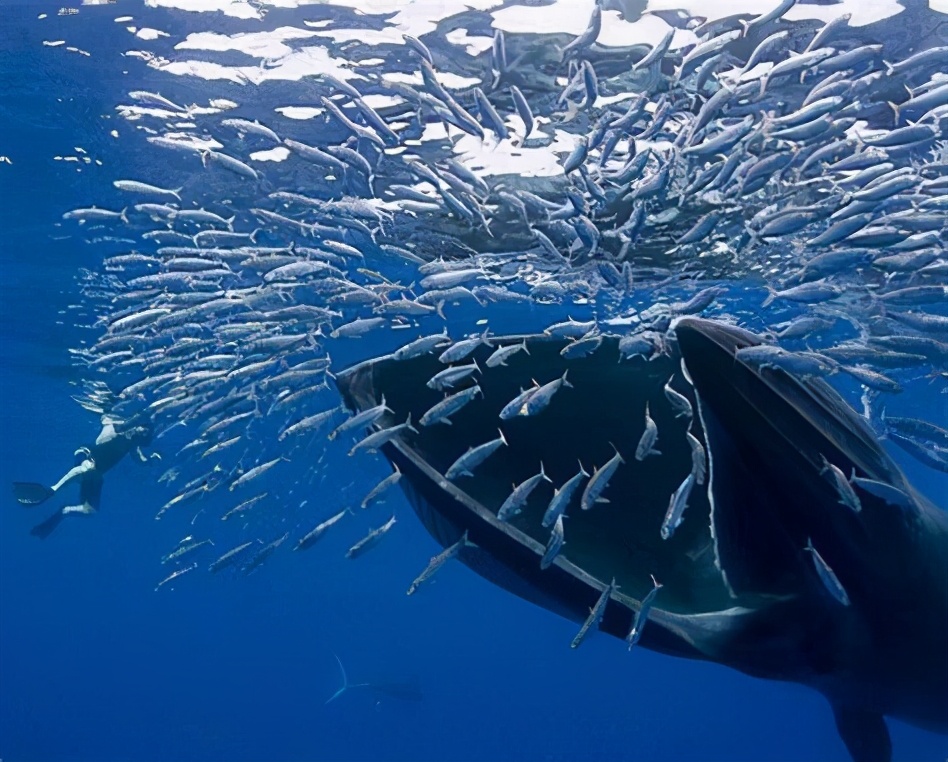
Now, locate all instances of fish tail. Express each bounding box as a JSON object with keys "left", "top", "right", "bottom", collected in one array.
[
  {"left": 887, "top": 100, "right": 900, "bottom": 126},
  {"left": 761, "top": 286, "right": 777, "bottom": 308}
]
